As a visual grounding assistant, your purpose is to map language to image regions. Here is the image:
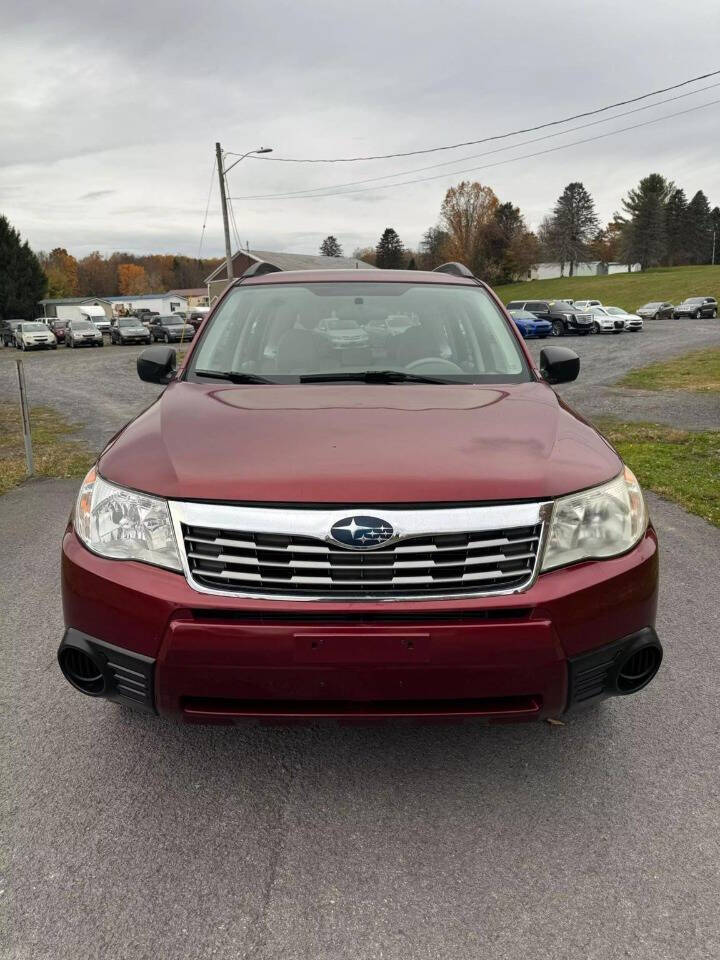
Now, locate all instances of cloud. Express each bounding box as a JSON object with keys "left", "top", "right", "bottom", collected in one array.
[
  {"left": 1, "top": 0, "right": 719, "bottom": 259},
  {"left": 79, "top": 189, "right": 115, "bottom": 201}
]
